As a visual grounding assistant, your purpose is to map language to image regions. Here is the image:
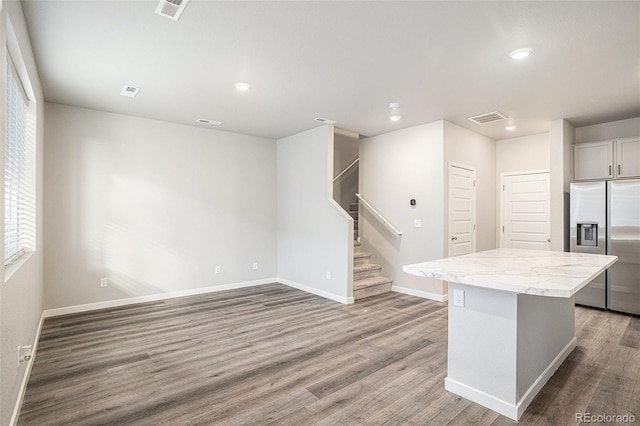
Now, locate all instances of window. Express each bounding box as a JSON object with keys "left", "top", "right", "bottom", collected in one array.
[{"left": 4, "top": 54, "right": 36, "bottom": 266}]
